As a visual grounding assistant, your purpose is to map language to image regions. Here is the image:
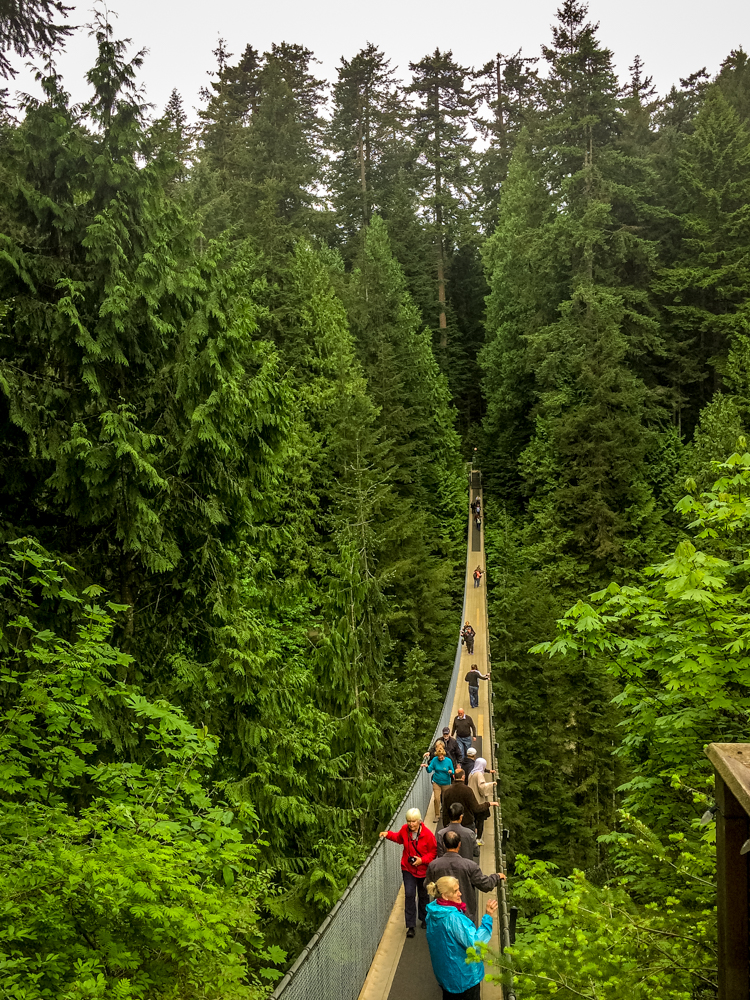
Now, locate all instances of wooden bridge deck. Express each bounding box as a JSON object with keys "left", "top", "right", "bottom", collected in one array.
[{"left": 359, "top": 495, "right": 503, "bottom": 1000}]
